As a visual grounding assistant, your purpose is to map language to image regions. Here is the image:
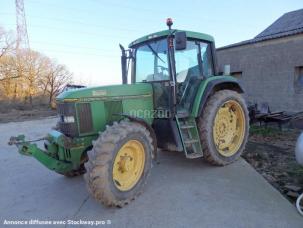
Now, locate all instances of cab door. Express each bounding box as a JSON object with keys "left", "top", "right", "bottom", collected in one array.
[
  {"left": 174, "top": 40, "right": 214, "bottom": 115},
  {"left": 135, "top": 38, "right": 173, "bottom": 118}
]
